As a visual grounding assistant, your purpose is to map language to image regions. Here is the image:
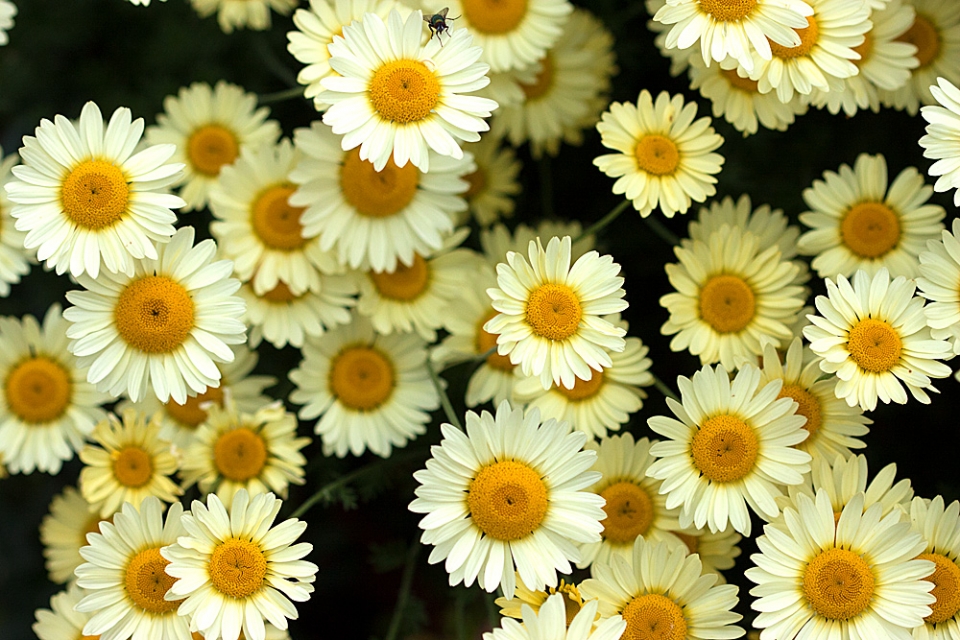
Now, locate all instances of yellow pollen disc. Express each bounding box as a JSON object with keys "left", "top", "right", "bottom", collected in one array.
[
  {"left": 81, "top": 636, "right": 101, "bottom": 640},
  {"left": 209, "top": 538, "right": 267, "bottom": 599},
  {"left": 721, "top": 67, "right": 760, "bottom": 93},
  {"left": 214, "top": 428, "right": 268, "bottom": 482},
  {"left": 187, "top": 124, "right": 239, "bottom": 176},
  {"left": 260, "top": 281, "right": 300, "bottom": 303},
  {"left": 769, "top": 17, "right": 820, "bottom": 59},
  {"left": 252, "top": 184, "right": 307, "bottom": 251},
  {"left": 918, "top": 552, "right": 960, "bottom": 624},
  {"left": 699, "top": 0, "right": 758, "bottom": 22},
  {"left": 461, "top": 0, "right": 528, "bottom": 34},
  {"left": 599, "top": 481, "right": 654, "bottom": 544},
  {"left": 558, "top": 370, "right": 604, "bottom": 401},
  {"left": 621, "top": 593, "right": 687, "bottom": 640},
  {"left": 897, "top": 14, "right": 940, "bottom": 68},
  {"left": 520, "top": 56, "right": 554, "bottom": 101},
  {"left": 525, "top": 283, "right": 583, "bottom": 341},
  {"left": 467, "top": 460, "right": 548, "bottom": 541},
  {"left": 125, "top": 547, "right": 181, "bottom": 614},
  {"left": 674, "top": 532, "right": 699, "bottom": 554},
  {"left": 778, "top": 384, "right": 822, "bottom": 436},
  {"left": 463, "top": 168, "right": 487, "bottom": 199},
  {"left": 370, "top": 254, "right": 430, "bottom": 301},
  {"left": 5, "top": 357, "right": 71, "bottom": 424},
  {"left": 847, "top": 318, "right": 902, "bottom": 373},
  {"left": 803, "top": 548, "right": 875, "bottom": 620},
  {"left": 851, "top": 31, "right": 873, "bottom": 66},
  {"left": 329, "top": 346, "right": 395, "bottom": 410},
  {"left": 699, "top": 274, "right": 756, "bottom": 334},
  {"left": 165, "top": 385, "right": 224, "bottom": 428},
  {"left": 61, "top": 159, "right": 129, "bottom": 230},
  {"left": 691, "top": 414, "right": 759, "bottom": 483},
  {"left": 113, "top": 446, "right": 154, "bottom": 488},
  {"left": 477, "top": 311, "right": 515, "bottom": 371},
  {"left": 840, "top": 201, "right": 900, "bottom": 259},
  {"left": 635, "top": 135, "right": 680, "bottom": 177},
  {"left": 115, "top": 276, "right": 196, "bottom": 354},
  {"left": 368, "top": 59, "right": 440, "bottom": 124},
  {"left": 341, "top": 149, "right": 419, "bottom": 218}
]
